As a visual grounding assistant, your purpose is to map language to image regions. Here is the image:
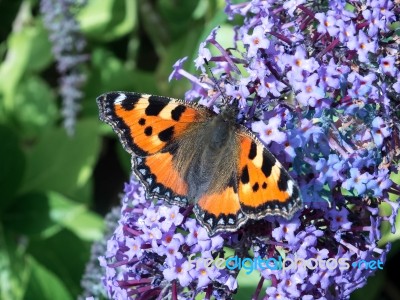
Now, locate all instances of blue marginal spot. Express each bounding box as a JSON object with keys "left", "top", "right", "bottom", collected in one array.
[{"left": 352, "top": 261, "right": 358, "bottom": 268}]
